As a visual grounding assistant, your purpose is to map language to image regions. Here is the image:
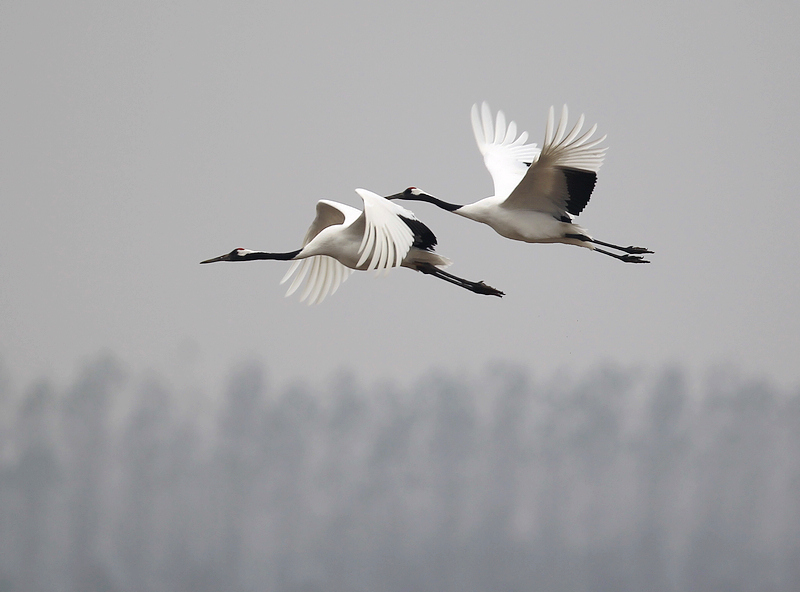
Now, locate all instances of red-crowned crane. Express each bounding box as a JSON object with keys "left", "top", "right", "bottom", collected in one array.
[
  {"left": 387, "top": 103, "right": 652, "bottom": 263},
  {"left": 201, "top": 188, "right": 503, "bottom": 304}
]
